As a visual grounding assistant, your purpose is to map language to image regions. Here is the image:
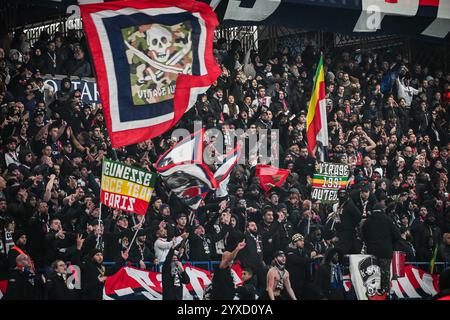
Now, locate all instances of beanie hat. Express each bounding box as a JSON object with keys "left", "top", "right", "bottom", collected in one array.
[{"left": 13, "top": 230, "right": 26, "bottom": 244}]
